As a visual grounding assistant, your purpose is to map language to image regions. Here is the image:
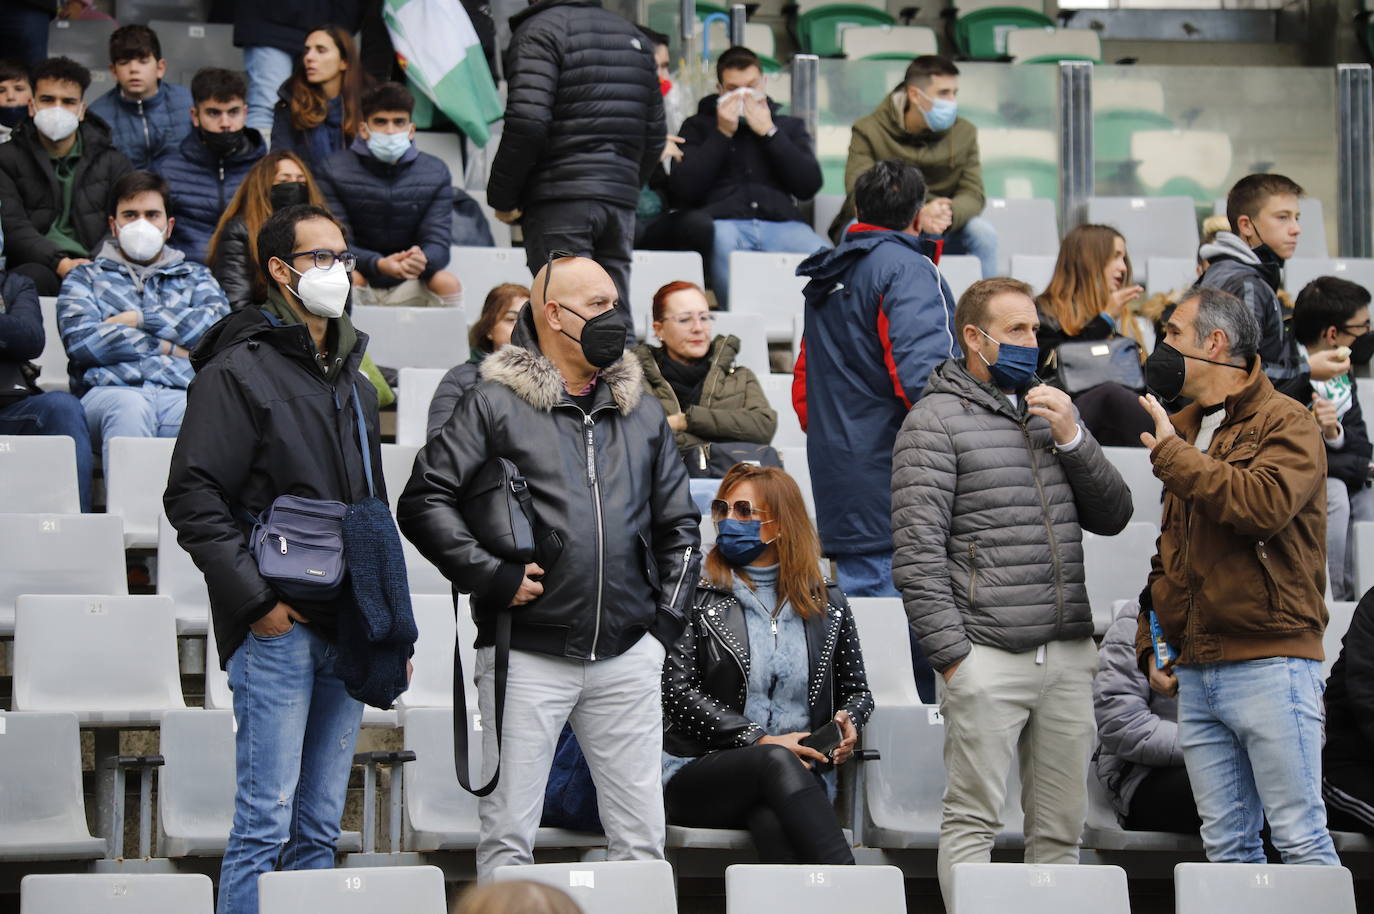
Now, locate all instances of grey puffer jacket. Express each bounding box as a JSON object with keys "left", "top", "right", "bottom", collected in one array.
[
  {"left": 890, "top": 358, "right": 1133, "bottom": 671},
  {"left": 1093, "top": 601, "right": 1182, "bottom": 820}
]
